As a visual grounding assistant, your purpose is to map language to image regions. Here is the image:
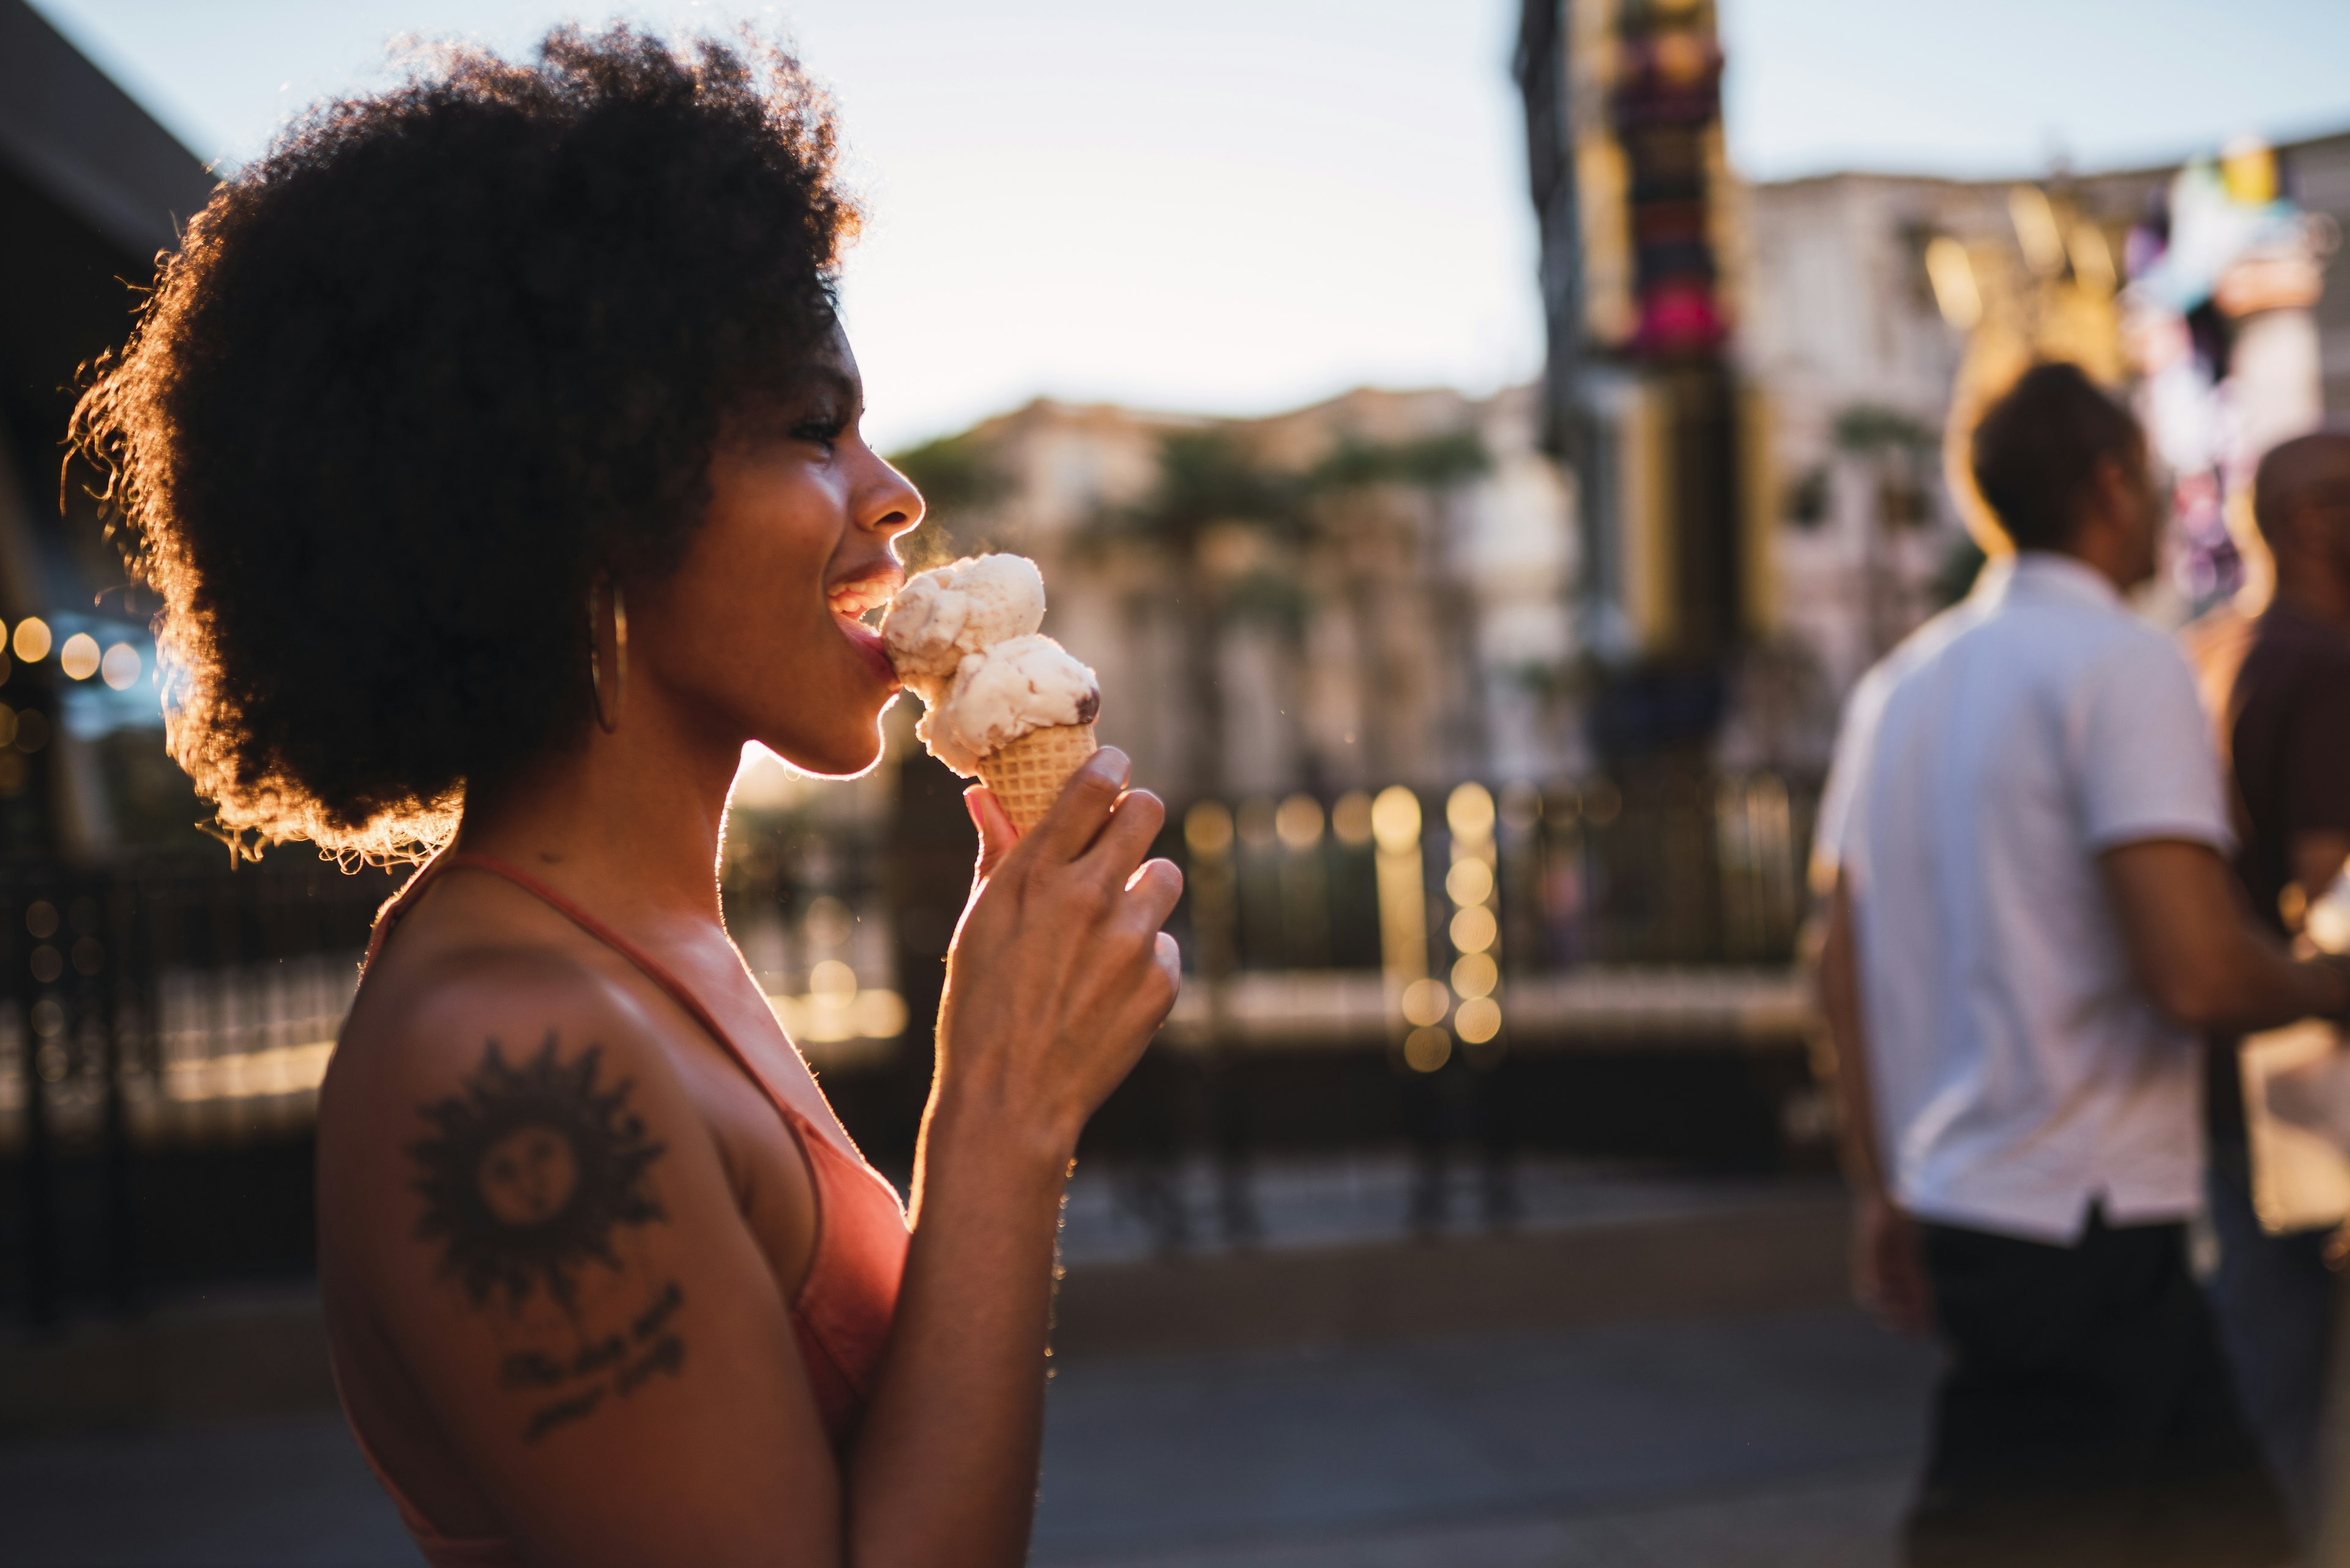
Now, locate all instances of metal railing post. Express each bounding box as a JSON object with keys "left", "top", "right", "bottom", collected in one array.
[
  {"left": 97, "top": 875, "right": 138, "bottom": 1312},
  {"left": 16, "top": 873, "right": 59, "bottom": 1326}
]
